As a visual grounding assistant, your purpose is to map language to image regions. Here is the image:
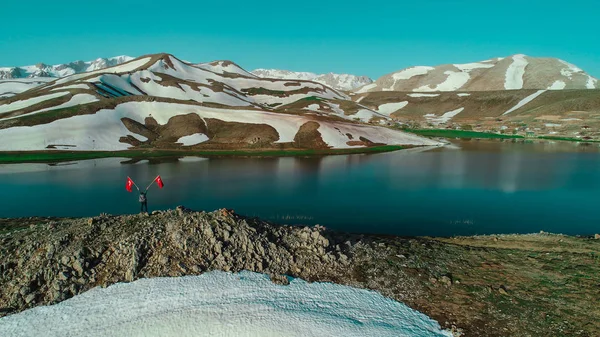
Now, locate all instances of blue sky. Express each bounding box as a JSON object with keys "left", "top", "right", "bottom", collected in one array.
[{"left": 1, "top": 0, "right": 599, "bottom": 78}]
